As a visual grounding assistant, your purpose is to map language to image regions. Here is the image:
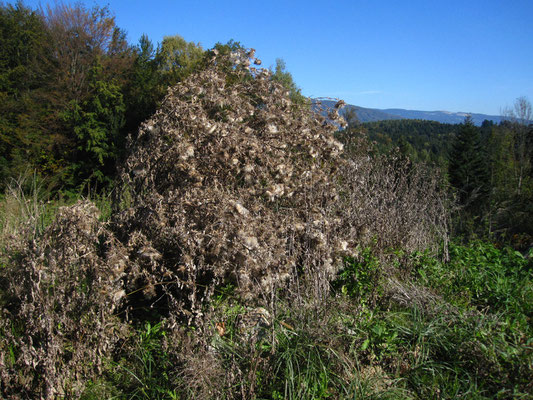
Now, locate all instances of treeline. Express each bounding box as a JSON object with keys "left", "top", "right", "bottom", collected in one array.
[
  {"left": 362, "top": 119, "right": 459, "bottom": 165},
  {"left": 361, "top": 118, "right": 499, "bottom": 166},
  {"left": 0, "top": 1, "right": 301, "bottom": 194},
  {"left": 450, "top": 110, "right": 533, "bottom": 242},
  {"left": 355, "top": 106, "right": 533, "bottom": 244},
  {"left": 3, "top": 2, "right": 532, "bottom": 244}
]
